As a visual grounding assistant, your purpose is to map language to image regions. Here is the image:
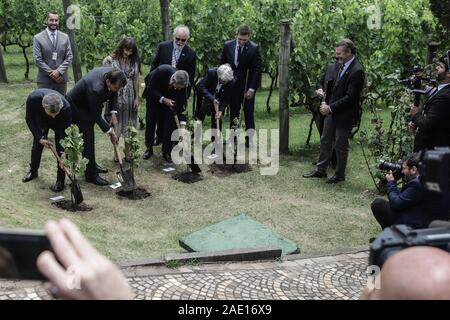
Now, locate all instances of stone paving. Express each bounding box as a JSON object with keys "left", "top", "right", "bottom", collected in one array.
[{"left": 0, "top": 250, "right": 369, "bottom": 300}]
